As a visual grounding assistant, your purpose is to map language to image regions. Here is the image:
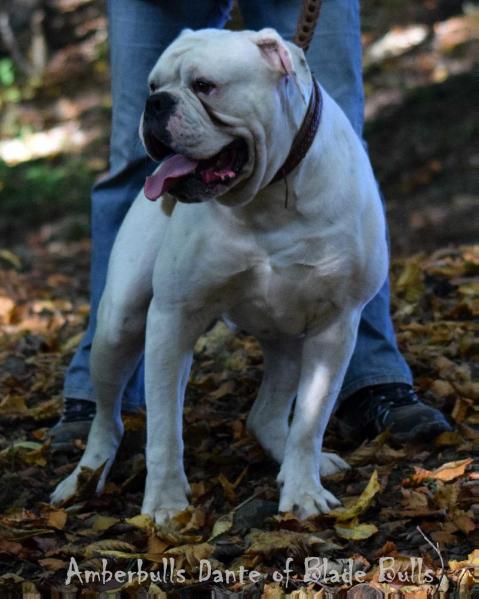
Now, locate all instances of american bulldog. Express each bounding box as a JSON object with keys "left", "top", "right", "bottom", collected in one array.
[{"left": 52, "top": 28, "right": 387, "bottom": 523}]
